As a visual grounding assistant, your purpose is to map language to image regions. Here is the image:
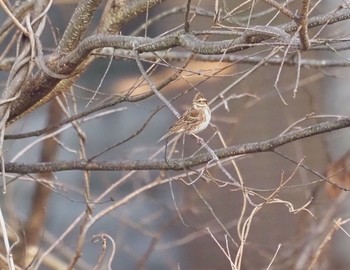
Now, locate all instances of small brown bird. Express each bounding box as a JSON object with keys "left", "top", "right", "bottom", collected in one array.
[{"left": 158, "top": 93, "right": 211, "bottom": 142}]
